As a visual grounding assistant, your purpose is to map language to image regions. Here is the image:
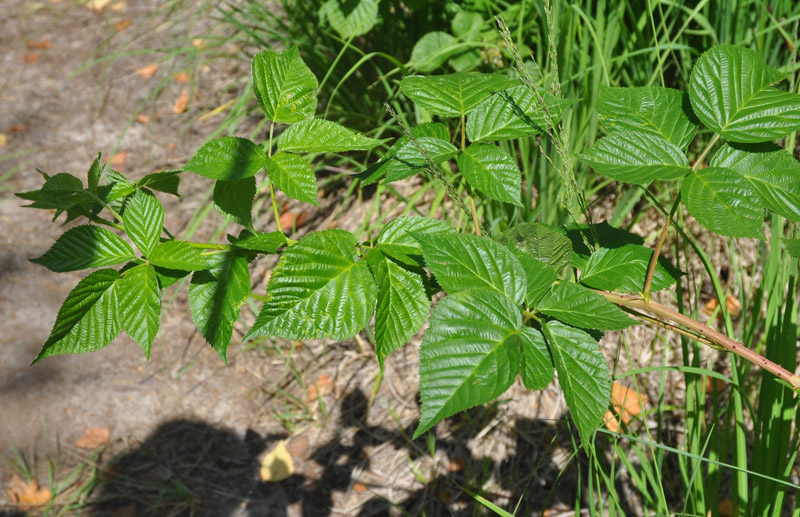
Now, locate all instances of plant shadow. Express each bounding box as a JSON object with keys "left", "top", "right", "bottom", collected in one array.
[{"left": 89, "top": 390, "right": 595, "bottom": 516}]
